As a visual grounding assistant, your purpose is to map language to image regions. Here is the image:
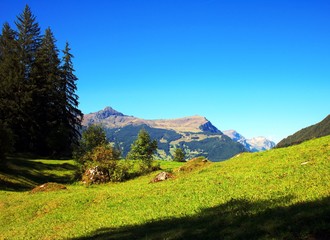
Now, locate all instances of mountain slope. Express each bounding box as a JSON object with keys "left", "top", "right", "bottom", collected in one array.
[
  {"left": 1, "top": 136, "right": 329, "bottom": 239},
  {"left": 277, "top": 114, "right": 330, "bottom": 148},
  {"left": 82, "top": 107, "right": 245, "bottom": 161},
  {"left": 223, "top": 130, "right": 275, "bottom": 152}
]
